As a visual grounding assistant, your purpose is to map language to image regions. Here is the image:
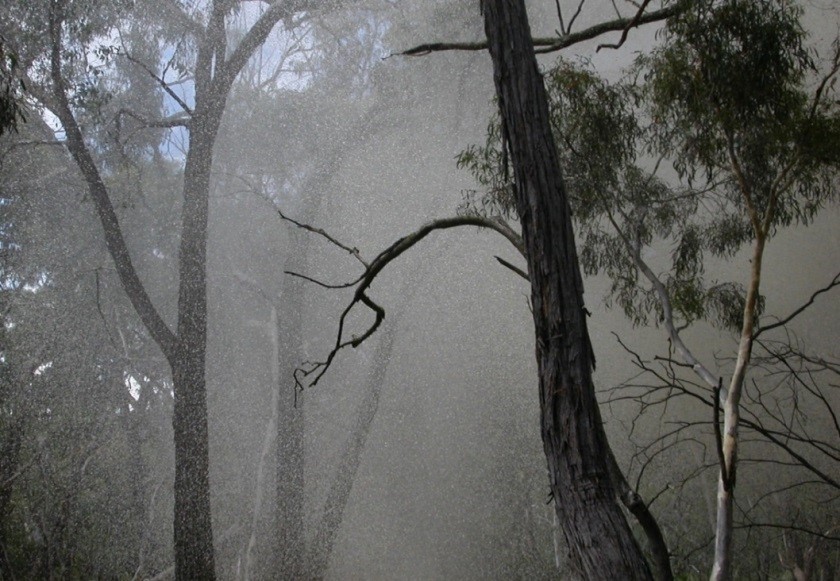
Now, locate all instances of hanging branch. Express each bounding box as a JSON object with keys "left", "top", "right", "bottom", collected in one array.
[{"left": 277, "top": 212, "right": 523, "bottom": 391}]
